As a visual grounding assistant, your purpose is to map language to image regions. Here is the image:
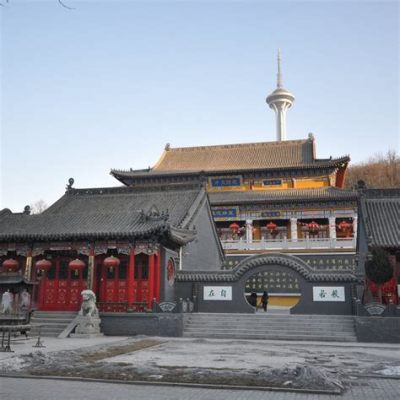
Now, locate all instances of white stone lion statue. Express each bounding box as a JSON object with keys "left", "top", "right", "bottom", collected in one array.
[{"left": 79, "top": 289, "right": 99, "bottom": 317}]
